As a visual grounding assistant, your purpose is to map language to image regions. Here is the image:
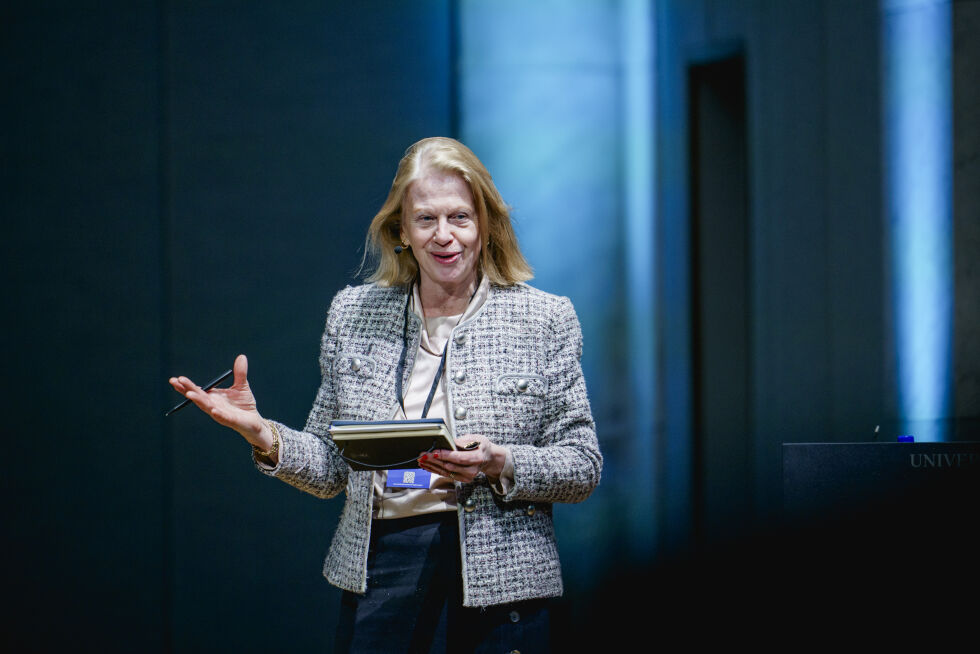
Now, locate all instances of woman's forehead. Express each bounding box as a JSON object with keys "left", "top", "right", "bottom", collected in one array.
[{"left": 405, "top": 170, "right": 474, "bottom": 207}]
